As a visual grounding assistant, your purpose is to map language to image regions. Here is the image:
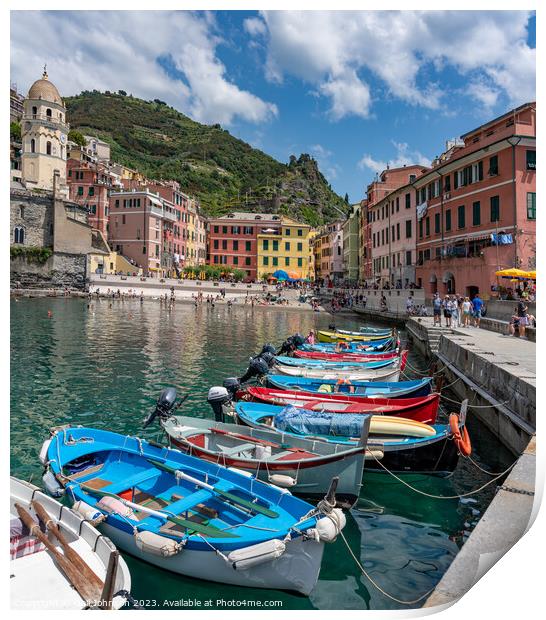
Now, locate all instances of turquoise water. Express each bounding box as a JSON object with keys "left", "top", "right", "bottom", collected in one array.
[{"left": 10, "top": 298, "right": 512, "bottom": 610}]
